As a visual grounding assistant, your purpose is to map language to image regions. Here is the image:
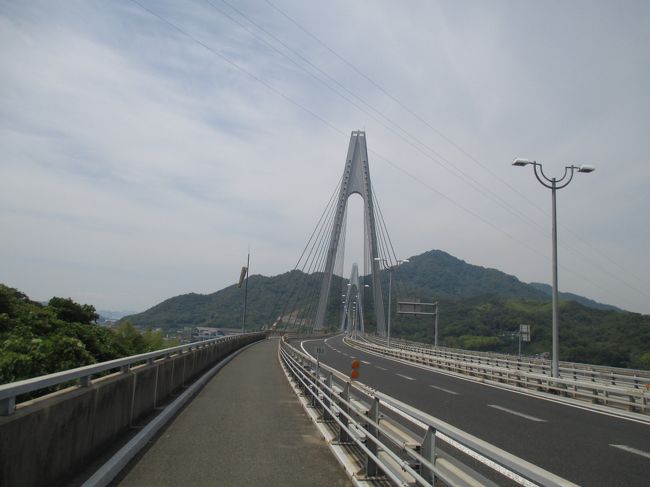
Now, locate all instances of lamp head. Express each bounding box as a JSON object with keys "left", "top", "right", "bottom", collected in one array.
[
  {"left": 578, "top": 164, "right": 595, "bottom": 173},
  {"left": 512, "top": 157, "right": 534, "bottom": 167}
]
